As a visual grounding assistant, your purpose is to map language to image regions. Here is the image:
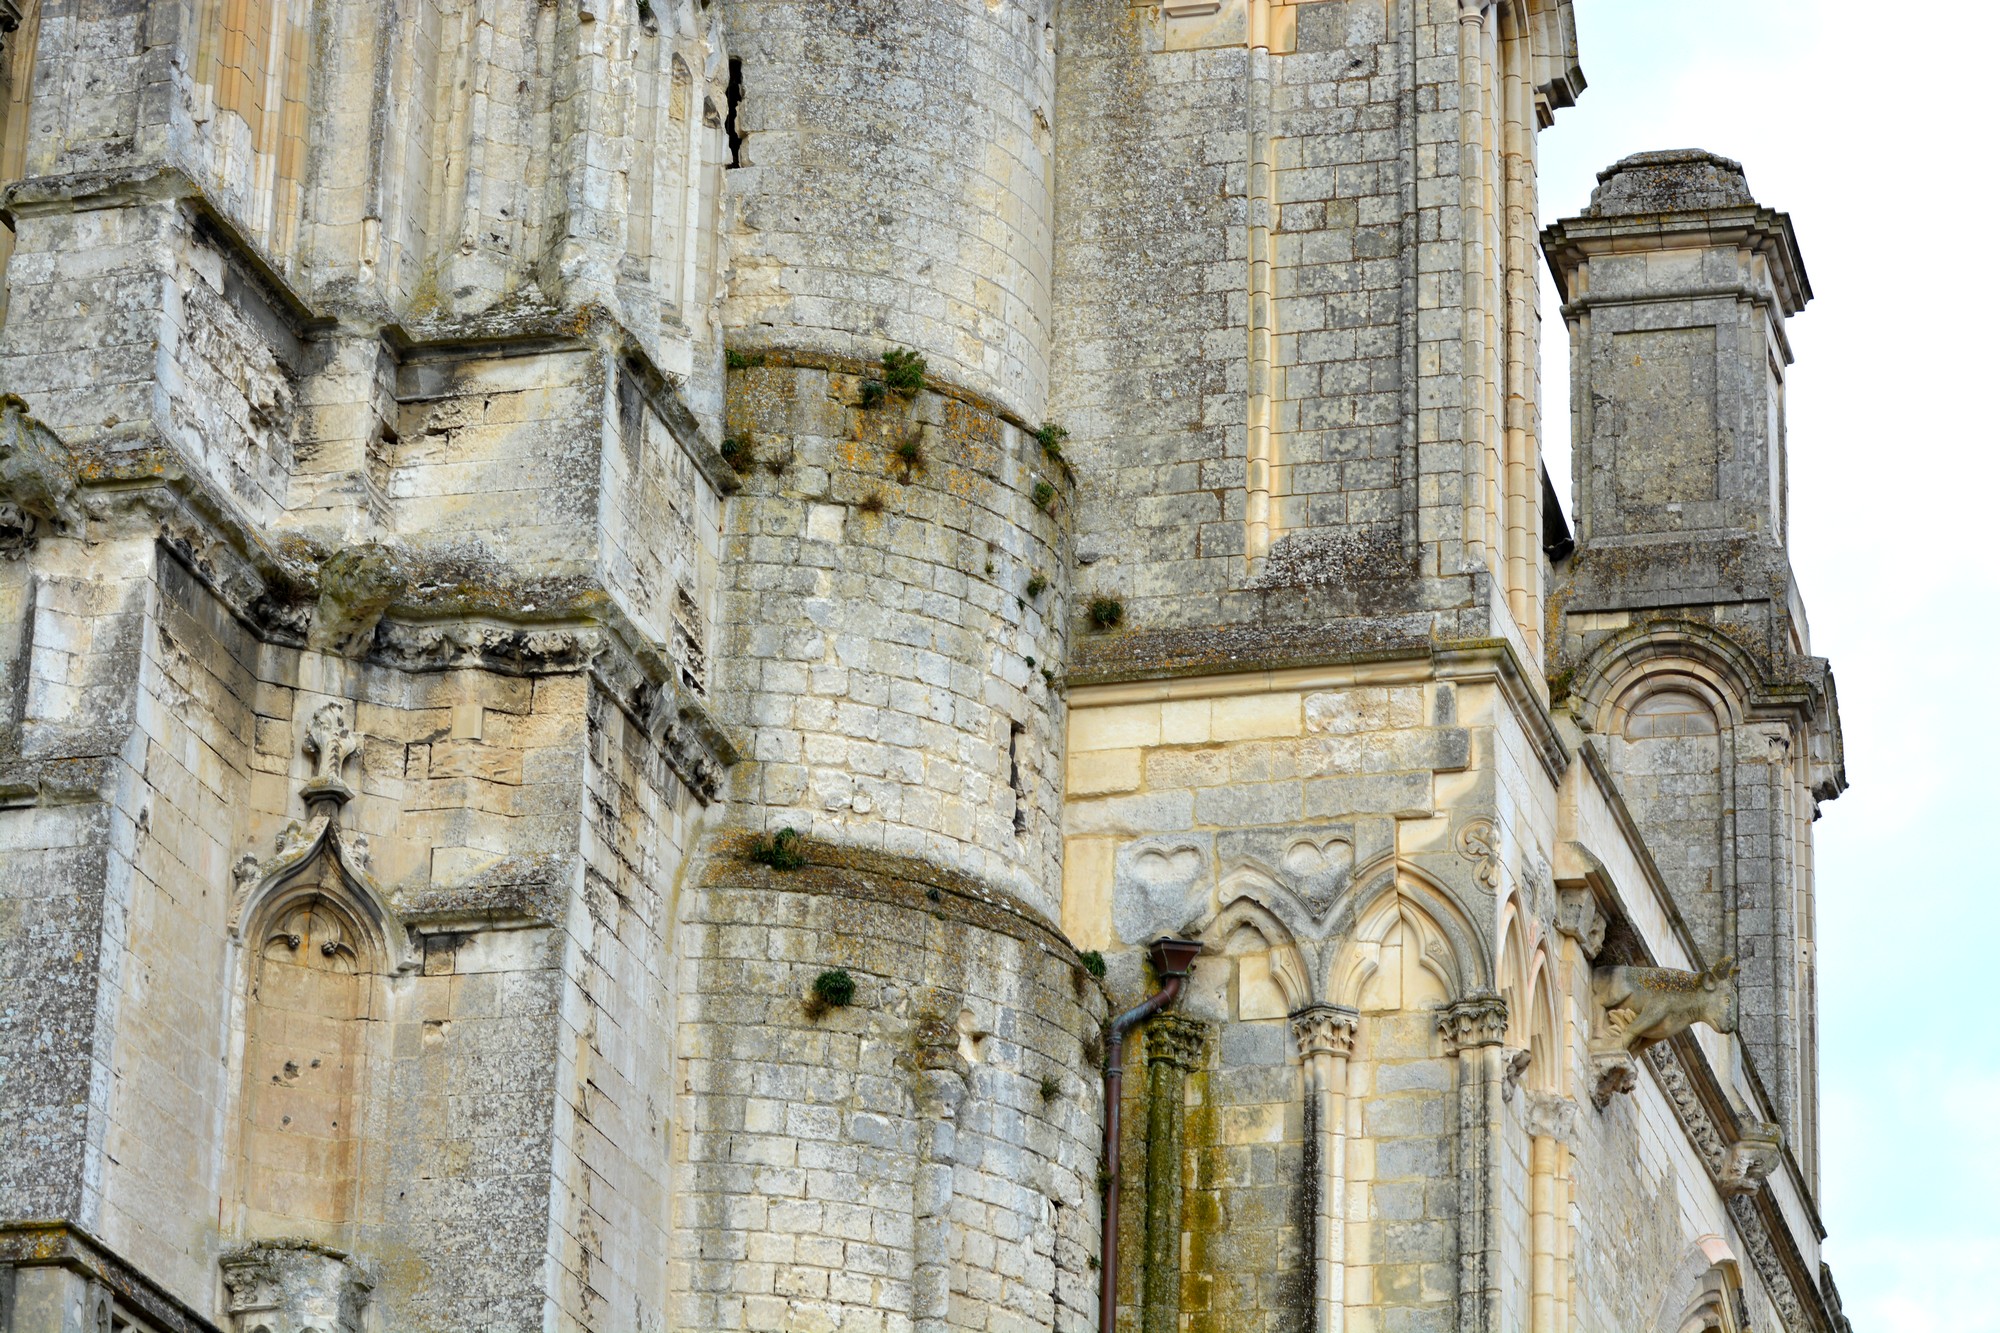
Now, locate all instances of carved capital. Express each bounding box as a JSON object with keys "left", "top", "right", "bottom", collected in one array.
[
  {"left": 1438, "top": 991, "right": 1508, "bottom": 1051},
  {"left": 1146, "top": 1014, "right": 1211, "bottom": 1072},
  {"left": 1289, "top": 1003, "right": 1359, "bottom": 1061},
  {"left": 1718, "top": 1121, "right": 1784, "bottom": 1196},
  {"left": 1555, "top": 885, "right": 1608, "bottom": 959},
  {"left": 220, "top": 1241, "right": 371, "bottom": 1333}
]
